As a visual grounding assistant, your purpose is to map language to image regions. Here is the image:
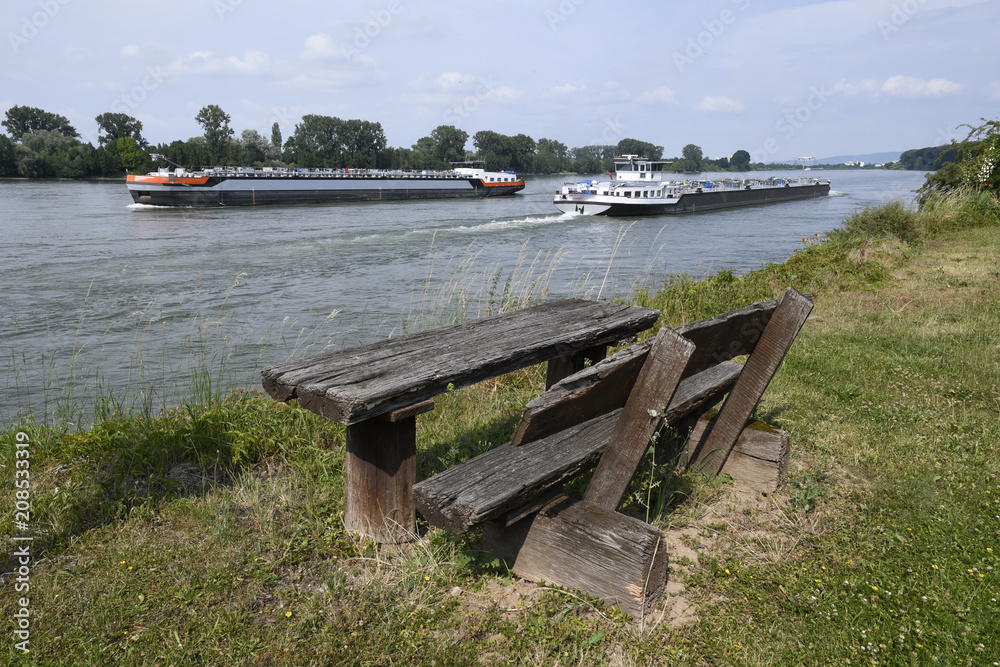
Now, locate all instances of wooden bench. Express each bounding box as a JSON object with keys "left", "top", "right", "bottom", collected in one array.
[
  {"left": 414, "top": 288, "right": 813, "bottom": 617},
  {"left": 261, "top": 298, "right": 659, "bottom": 543}
]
